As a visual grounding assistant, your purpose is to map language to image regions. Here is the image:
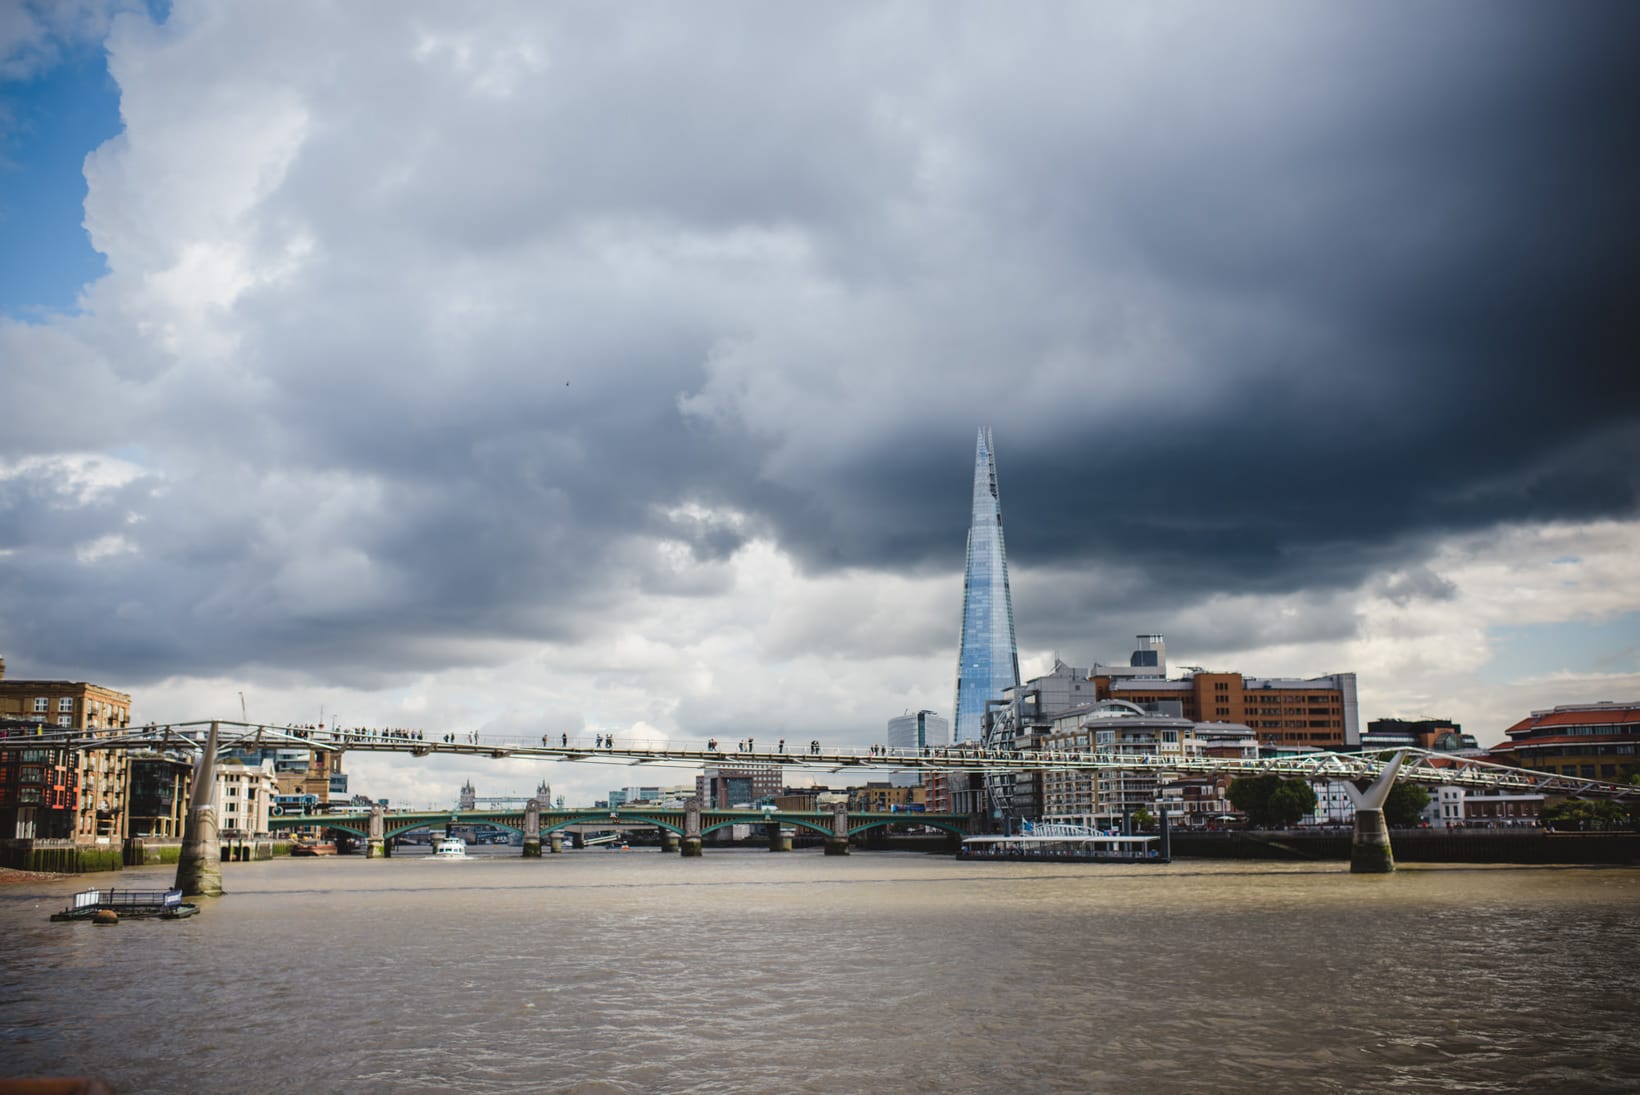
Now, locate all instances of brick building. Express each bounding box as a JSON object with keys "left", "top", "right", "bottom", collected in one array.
[
  {"left": 1085, "top": 635, "right": 1360, "bottom": 750},
  {"left": 1488, "top": 700, "right": 1640, "bottom": 783},
  {"left": 0, "top": 657, "right": 134, "bottom": 844}
]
